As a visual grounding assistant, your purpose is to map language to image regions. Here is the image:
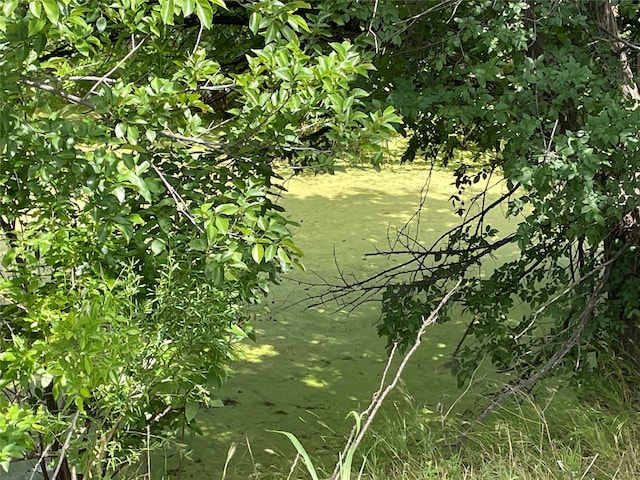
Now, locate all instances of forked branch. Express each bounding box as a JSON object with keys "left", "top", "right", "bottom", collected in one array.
[
  {"left": 466, "top": 254, "right": 617, "bottom": 432},
  {"left": 329, "top": 279, "right": 462, "bottom": 480}
]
